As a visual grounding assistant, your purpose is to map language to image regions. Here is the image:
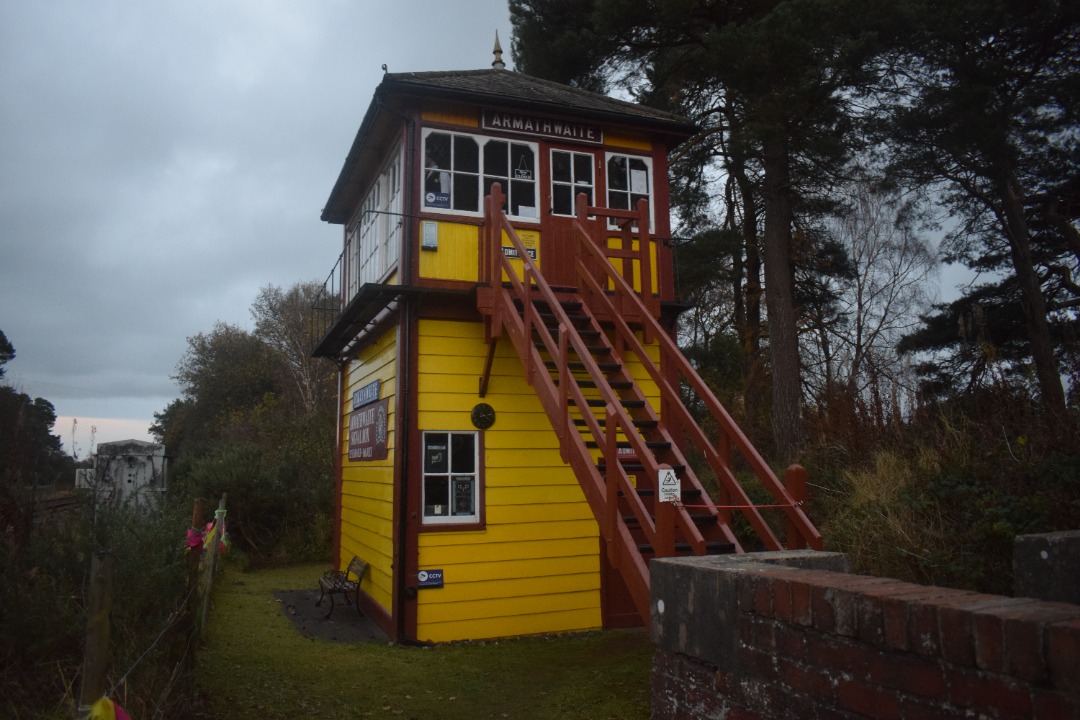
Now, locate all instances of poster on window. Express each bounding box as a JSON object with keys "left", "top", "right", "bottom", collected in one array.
[
  {"left": 348, "top": 397, "right": 389, "bottom": 461},
  {"left": 425, "top": 191, "right": 451, "bottom": 209}
]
